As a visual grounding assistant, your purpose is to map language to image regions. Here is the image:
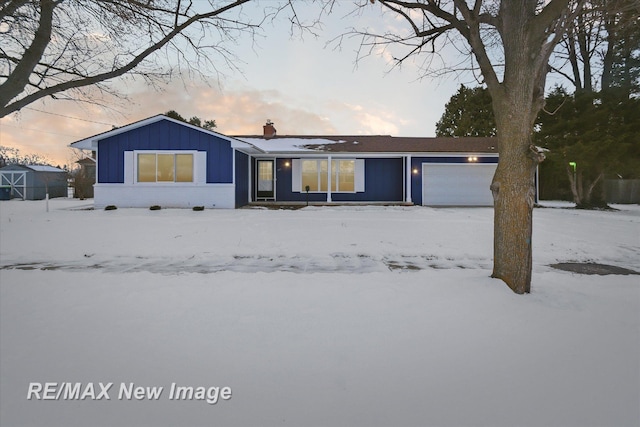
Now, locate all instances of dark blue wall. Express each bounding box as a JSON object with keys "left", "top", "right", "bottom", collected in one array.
[
  {"left": 333, "top": 158, "right": 403, "bottom": 202},
  {"left": 410, "top": 156, "right": 498, "bottom": 205},
  {"left": 97, "top": 119, "right": 233, "bottom": 184},
  {"left": 274, "top": 158, "right": 327, "bottom": 203},
  {"left": 235, "top": 150, "right": 249, "bottom": 207},
  {"left": 273, "top": 157, "right": 404, "bottom": 202}
]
